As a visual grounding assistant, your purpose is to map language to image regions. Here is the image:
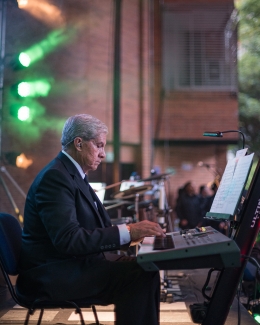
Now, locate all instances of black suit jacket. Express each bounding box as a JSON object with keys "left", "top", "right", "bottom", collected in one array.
[{"left": 16, "top": 152, "right": 121, "bottom": 302}]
